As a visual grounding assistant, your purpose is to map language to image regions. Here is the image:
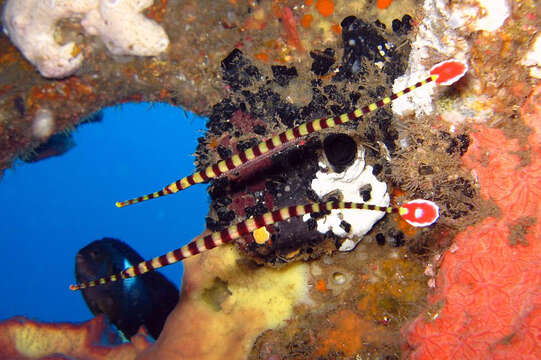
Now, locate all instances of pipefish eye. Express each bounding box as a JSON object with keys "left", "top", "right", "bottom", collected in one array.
[{"left": 323, "top": 133, "right": 357, "bottom": 173}]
